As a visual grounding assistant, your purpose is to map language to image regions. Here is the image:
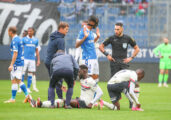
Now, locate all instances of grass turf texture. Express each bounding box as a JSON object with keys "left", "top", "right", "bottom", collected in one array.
[{"left": 0, "top": 80, "right": 171, "bottom": 120}]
